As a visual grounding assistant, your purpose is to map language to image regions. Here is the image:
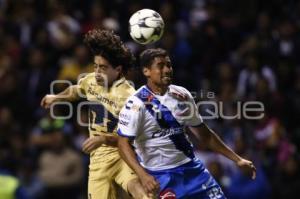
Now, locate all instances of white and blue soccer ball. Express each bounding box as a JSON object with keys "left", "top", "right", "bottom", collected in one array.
[{"left": 129, "top": 9, "right": 164, "bottom": 45}]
